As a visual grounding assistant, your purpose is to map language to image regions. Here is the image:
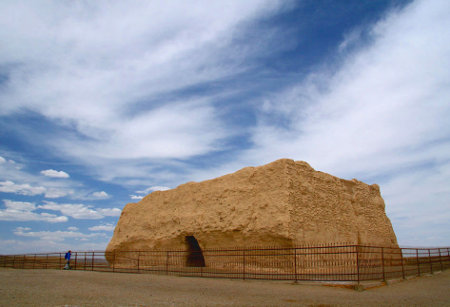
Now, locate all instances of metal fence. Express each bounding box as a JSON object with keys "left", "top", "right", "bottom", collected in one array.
[{"left": 1, "top": 244, "right": 449, "bottom": 284}]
